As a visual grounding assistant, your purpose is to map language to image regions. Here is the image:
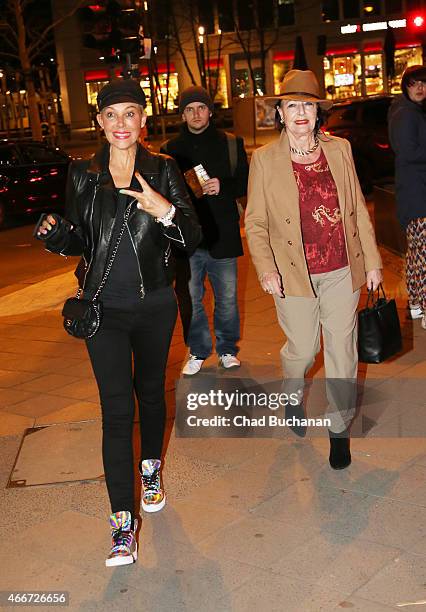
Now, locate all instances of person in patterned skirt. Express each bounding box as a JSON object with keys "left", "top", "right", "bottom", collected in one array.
[{"left": 388, "top": 65, "right": 426, "bottom": 329}]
